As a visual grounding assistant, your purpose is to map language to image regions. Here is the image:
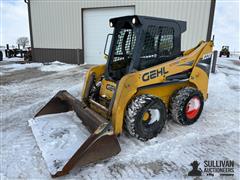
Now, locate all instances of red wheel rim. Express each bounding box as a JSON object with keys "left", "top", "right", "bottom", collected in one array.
[{"left": 185, "top": 96, "right": 201, "bottom": 120}]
